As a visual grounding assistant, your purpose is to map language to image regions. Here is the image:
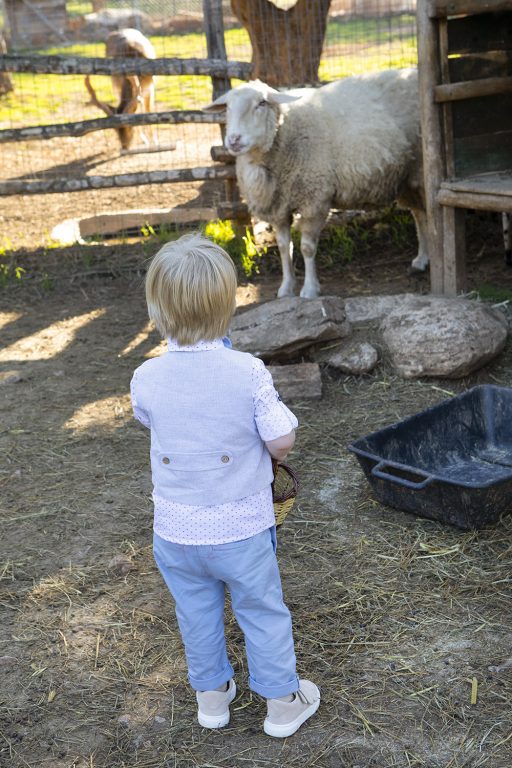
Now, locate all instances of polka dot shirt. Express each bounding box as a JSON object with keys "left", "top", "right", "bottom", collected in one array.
[{"left": 131, "top": 338, "right": 298, "bottom": 545}]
